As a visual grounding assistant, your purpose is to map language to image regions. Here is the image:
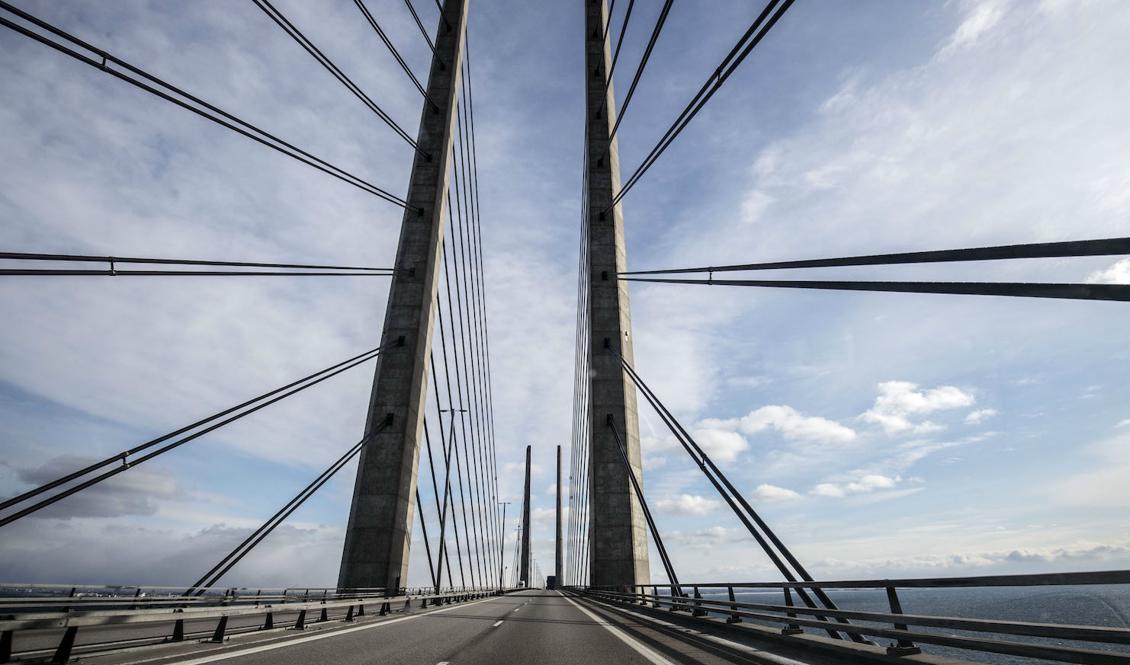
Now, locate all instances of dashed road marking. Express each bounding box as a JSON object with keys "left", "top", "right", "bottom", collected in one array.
[{"left": 492, "top": 620, "right": 503, "bottom": 627}]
